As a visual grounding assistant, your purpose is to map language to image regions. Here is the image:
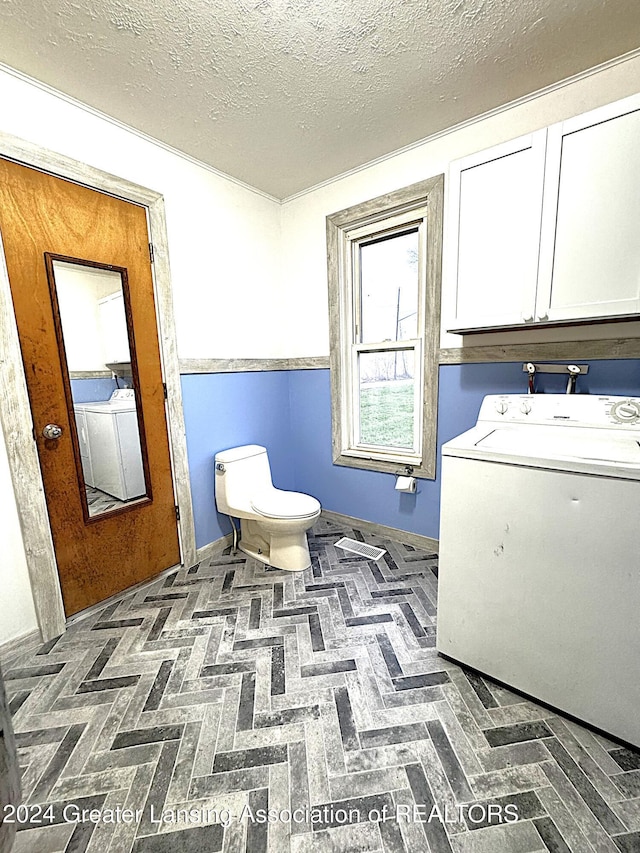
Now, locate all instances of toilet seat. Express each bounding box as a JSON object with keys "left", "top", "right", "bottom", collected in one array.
[{"left": 251, "top": 489, "right": 320, "bottom": 520}]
